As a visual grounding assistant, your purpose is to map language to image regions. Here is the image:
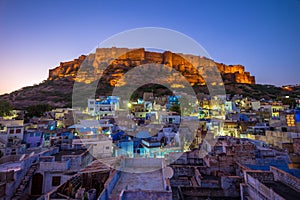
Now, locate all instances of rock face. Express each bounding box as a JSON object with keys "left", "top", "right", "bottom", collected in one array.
[
  {"left": 0, "top": 48, "right": 257, "bottom": 109},
  {"left": 48, "top": 48, "right": 255, "bottom": 85},
  {"left": 48, "top": 55, "right": 86, "bottom": 81}
]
